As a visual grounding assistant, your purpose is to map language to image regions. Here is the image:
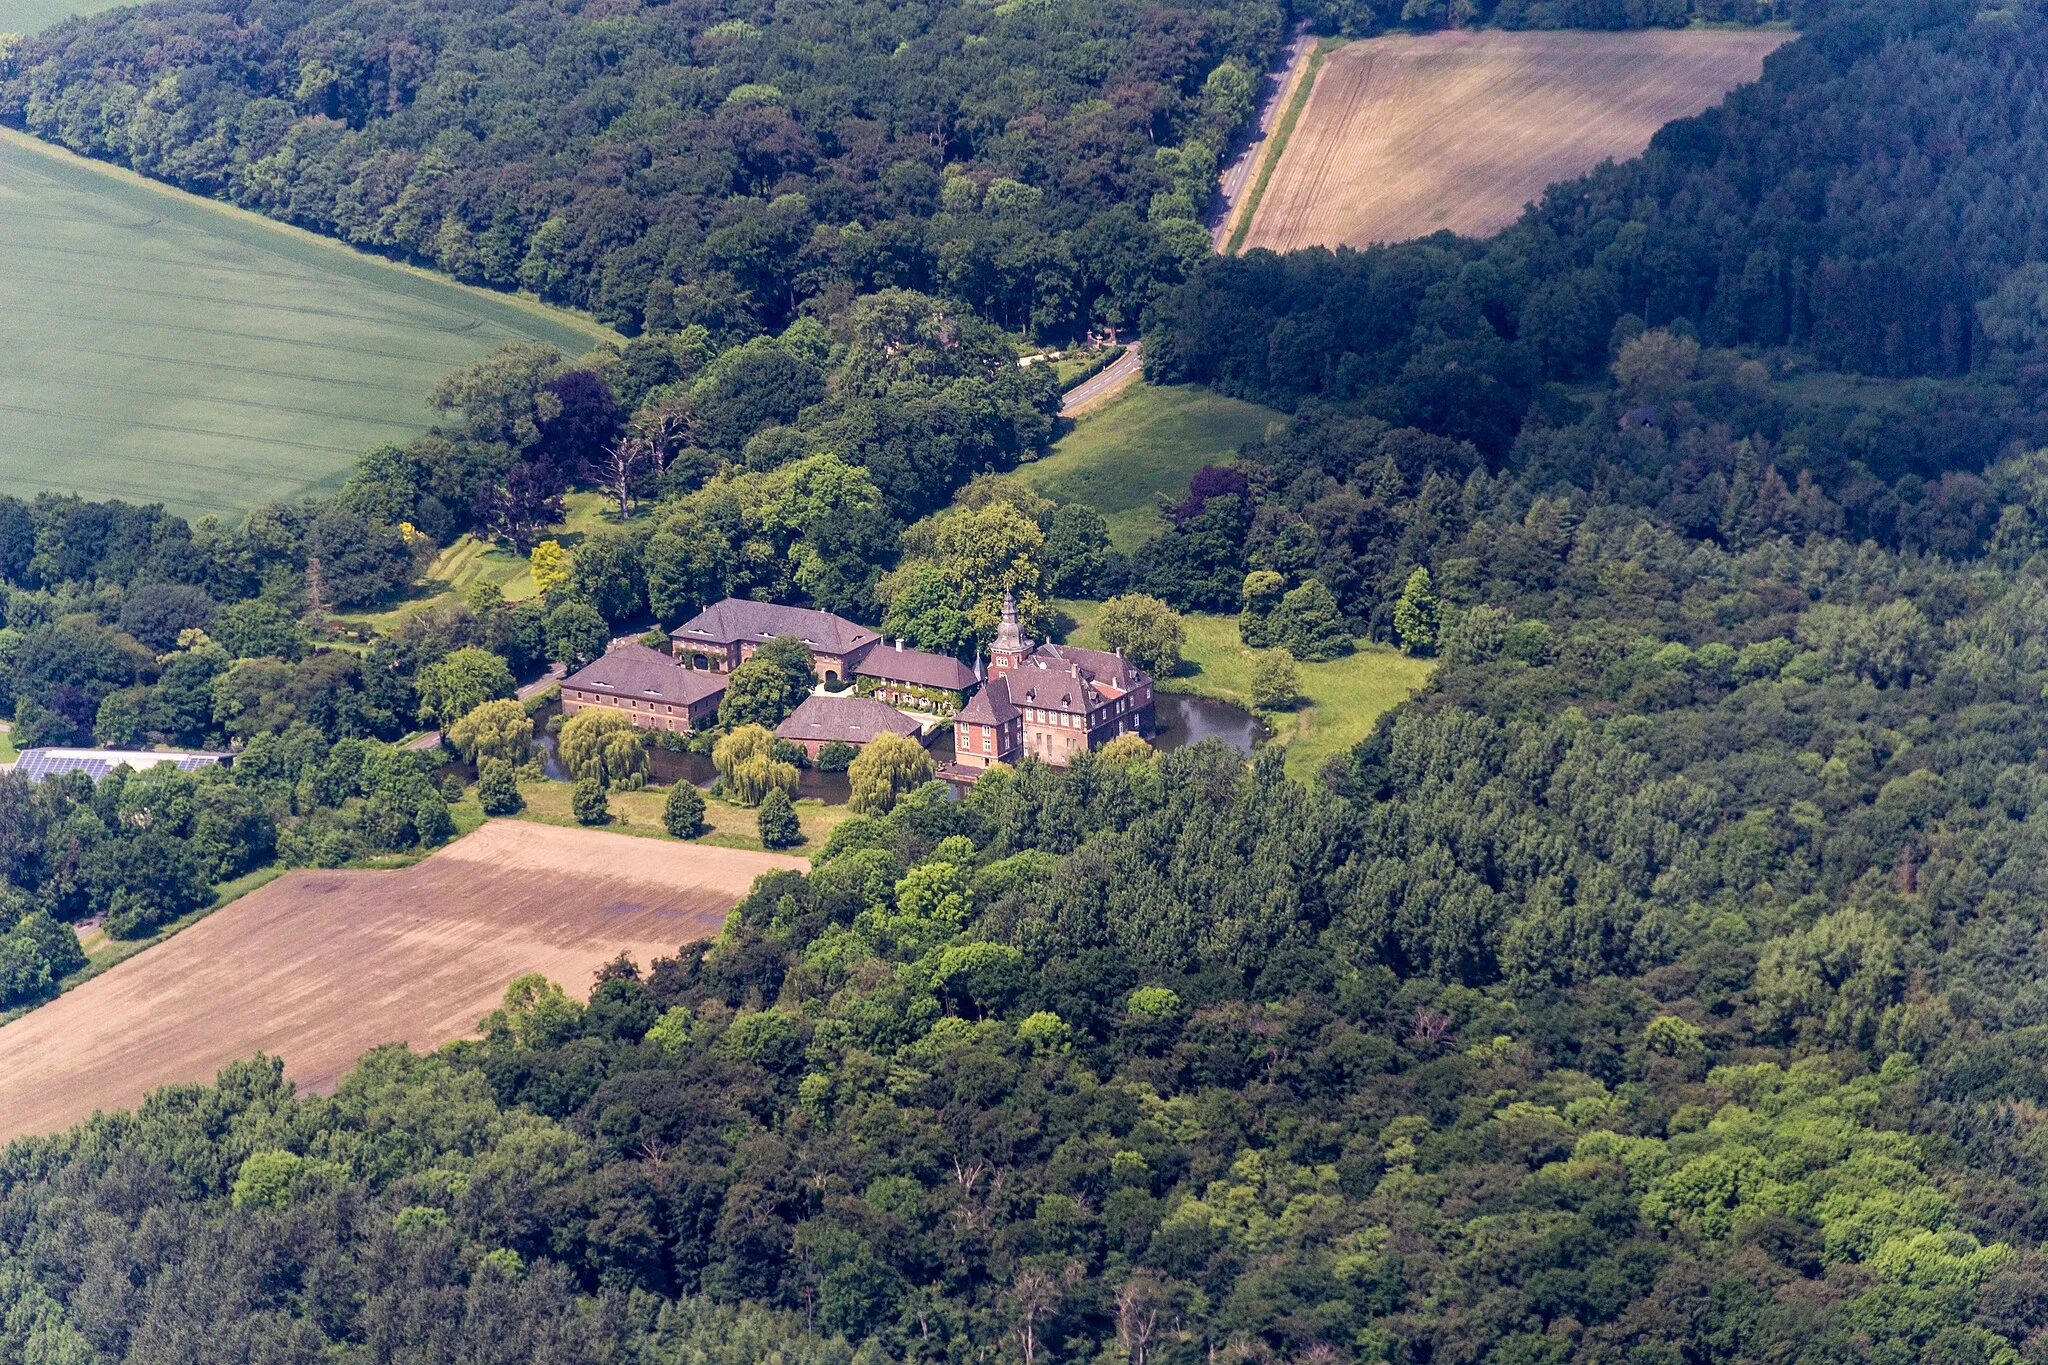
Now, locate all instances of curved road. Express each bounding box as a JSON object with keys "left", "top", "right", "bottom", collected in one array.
[{"left": 1059, "top": 343, "right": 1144, "bottom": 417}]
